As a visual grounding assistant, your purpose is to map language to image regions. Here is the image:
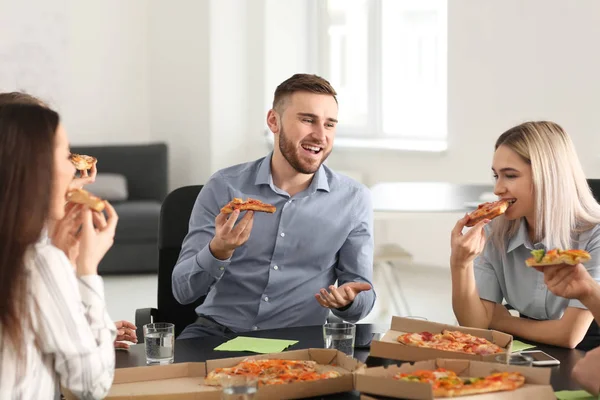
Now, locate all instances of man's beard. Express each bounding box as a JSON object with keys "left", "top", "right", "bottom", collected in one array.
[{"left": 278, "top": 126, "right": 330, "bottom": 174}]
